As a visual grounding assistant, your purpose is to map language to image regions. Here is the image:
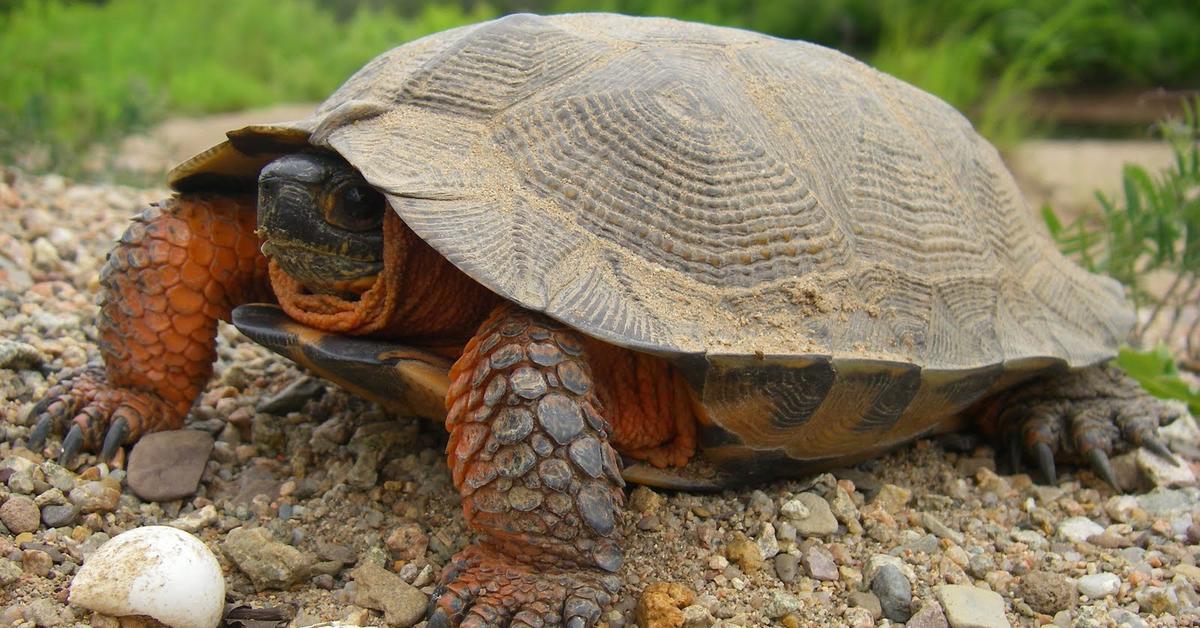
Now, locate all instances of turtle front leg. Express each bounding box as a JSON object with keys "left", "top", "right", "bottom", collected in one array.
[
  {"left": 431, "top": 304, "right": 623, "bottom": 627},
  {"left": 985, "top": 364, "right": 1183, "bottom": 487},
  {"left": 27, "top": 195, "right": 270, "bottom": 463}
]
